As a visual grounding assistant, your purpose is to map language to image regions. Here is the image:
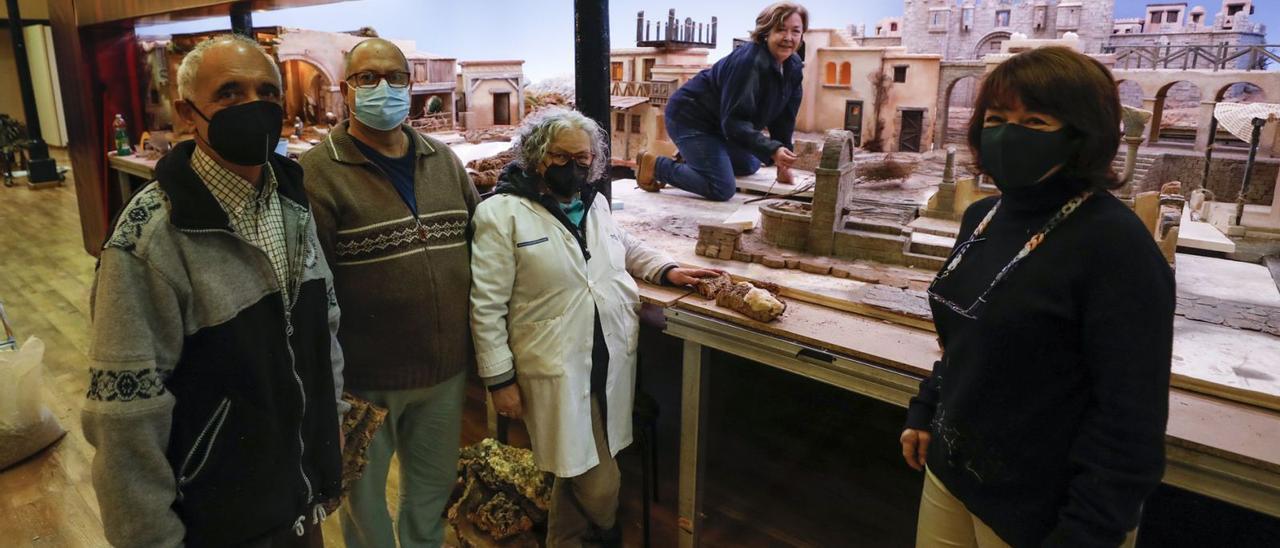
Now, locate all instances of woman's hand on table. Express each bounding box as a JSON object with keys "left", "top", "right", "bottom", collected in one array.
[
  {"left": 665, "top": 268, "right": 724, "bottom": 287},
  {"left": 492, "top": 384, "right": 524, "bottom": 419},
  {"left": 900, "top": 428, "right": 931, "bottom": 471}
]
